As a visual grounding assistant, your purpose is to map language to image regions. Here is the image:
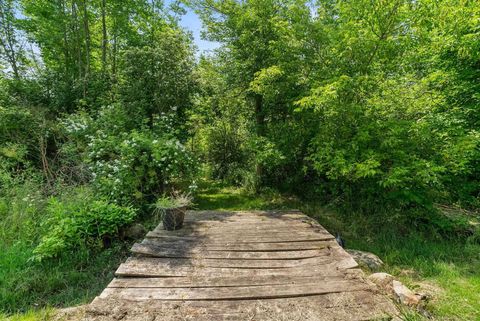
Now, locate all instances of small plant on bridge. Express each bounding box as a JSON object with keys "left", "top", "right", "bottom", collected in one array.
[{"left": 153, "top": 192, "right": 193, "bottom": 231}]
